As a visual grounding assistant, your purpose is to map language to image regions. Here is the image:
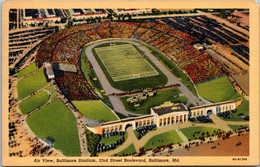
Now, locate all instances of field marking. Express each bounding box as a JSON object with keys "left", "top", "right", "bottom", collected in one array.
[{"left": 94, "top": 44, "right": 159, "bottom": 81}]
